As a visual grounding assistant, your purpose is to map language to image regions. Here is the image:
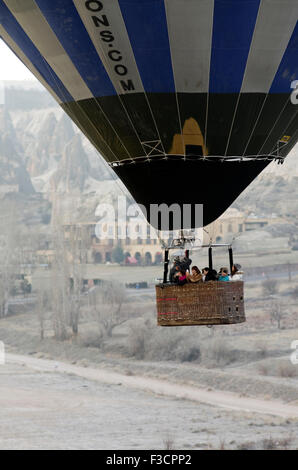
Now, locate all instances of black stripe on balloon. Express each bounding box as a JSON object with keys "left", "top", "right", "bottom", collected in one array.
[
  {"left": 245, "top": 94, "right": 292, "bottom": 156},
  {"left": 259, "top": 98, "right": 298, "bottom": 156},
  {"left": 205, "top": 93, "right": 239, "bottom": 156},
  {"left": 61, "top": 92, "right": 297, "bottom": 164},
  {"left": 225, "top": 93, "right": 266, "bottom": 156},
  {"left": 143, "top": 93, "right": 182, "bottom": 153},
  {"left": 61, "top": 101, "right": 116, "bottom": 163}
]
